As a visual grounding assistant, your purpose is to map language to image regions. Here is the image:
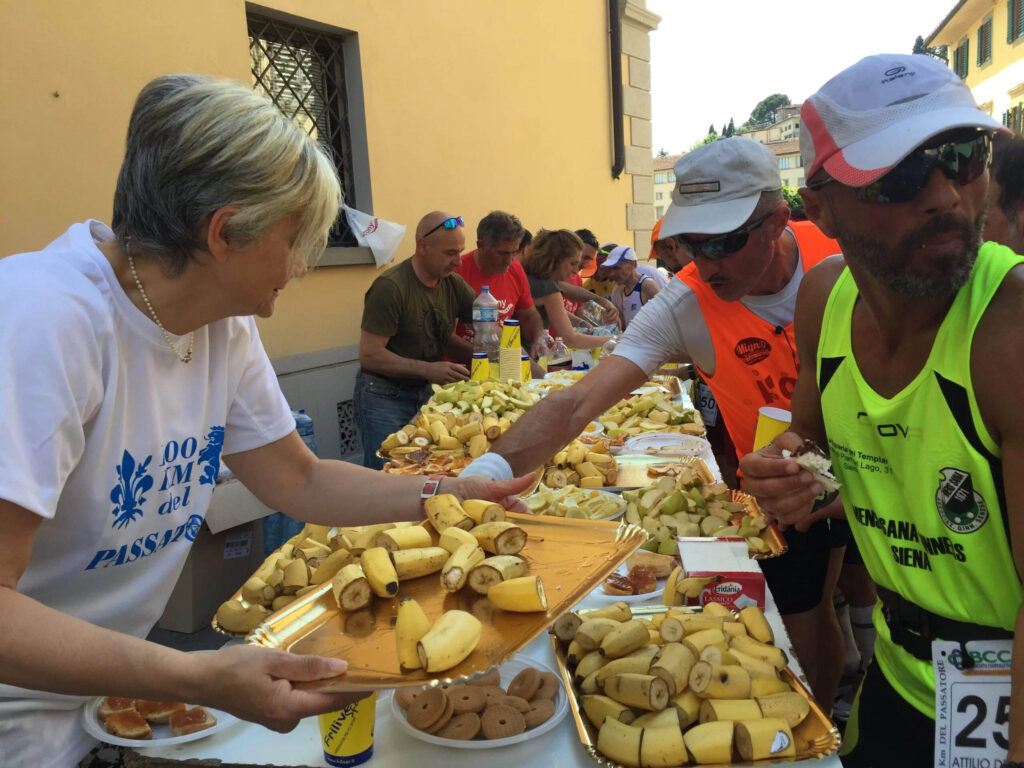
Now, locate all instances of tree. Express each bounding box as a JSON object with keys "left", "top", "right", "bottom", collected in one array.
[
  {"left": 707, "top": 123, "right": 717, "bottom": 137},
  {"left": 657, "top": 148, "right": 669, "bottom": 157},
  {"left": 724, "top": 118, "right": 736, "bottom": 138},
  {"left": 747, "top": 93, "right": 790, "bottom": 128},
  {"left": 912, "top": 35, "right": 948, "bottom": 62}
]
